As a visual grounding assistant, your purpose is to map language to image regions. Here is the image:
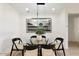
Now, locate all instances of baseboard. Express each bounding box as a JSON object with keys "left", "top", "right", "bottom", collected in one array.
[{"left": 69, "top": 41, "right": 79, "bottom": 43}]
